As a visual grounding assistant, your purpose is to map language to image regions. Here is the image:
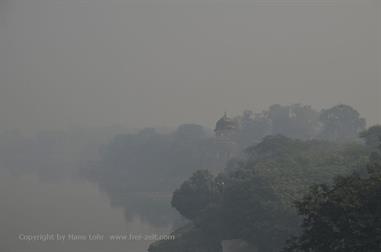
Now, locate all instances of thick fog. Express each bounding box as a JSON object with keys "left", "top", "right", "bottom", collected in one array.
[
  {"left": 0, "top": 0, "right": 379, "bottom": 133},
  {"left": 0, "top": 1, "right": 380, "bottom": 252}
]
